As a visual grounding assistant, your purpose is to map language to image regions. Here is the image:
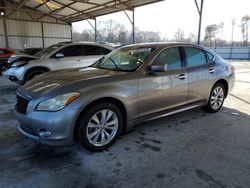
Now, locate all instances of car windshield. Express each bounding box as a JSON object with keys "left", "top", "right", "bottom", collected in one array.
[
  {"left": 35, "top": 43, "right": 65, "bottom": 58},
  {"left": 94, "top": 47, "right": 155, "bottom": 72}
]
